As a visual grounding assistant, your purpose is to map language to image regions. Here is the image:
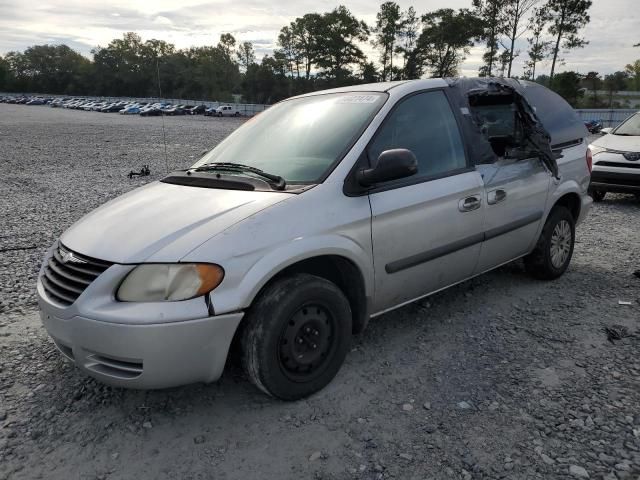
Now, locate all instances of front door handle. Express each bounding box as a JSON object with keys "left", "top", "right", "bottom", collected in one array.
[
  {"left": 487, "top": 189, "right": 507, "bottom": 205},
  {"left": 459, "top": 195, "right": 482, "bottom": 212}
]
